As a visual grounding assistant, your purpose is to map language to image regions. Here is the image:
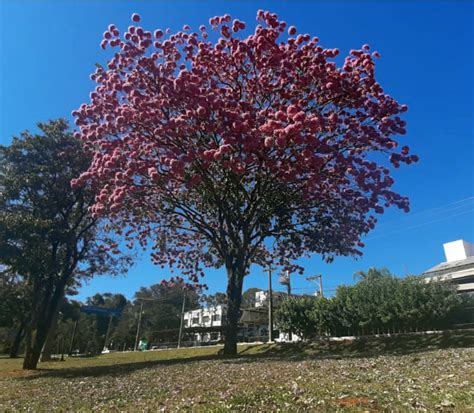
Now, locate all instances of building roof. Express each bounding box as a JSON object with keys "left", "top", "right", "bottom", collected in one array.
[
  {"left": 423, "top": 255, "right": 474, "bottom": 275},
  {"left": 239, "top": 308, "right": 268, "bottom": 324}
]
